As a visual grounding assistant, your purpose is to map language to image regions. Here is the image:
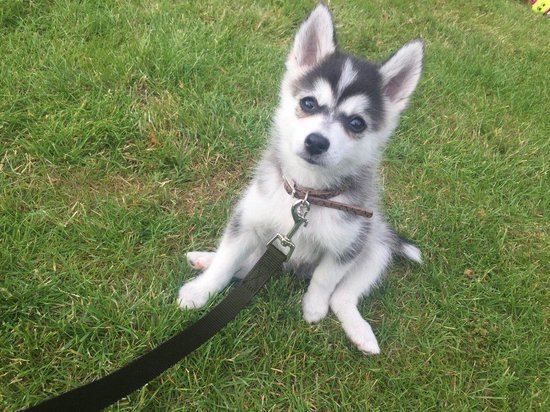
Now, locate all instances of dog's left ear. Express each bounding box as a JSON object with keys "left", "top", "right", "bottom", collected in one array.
[
  {"left": 288, "top": 4, "right": 336, "bottom": 72},
  {"left": 380, "top": 40, "right": 424, "bottom": 113}
]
